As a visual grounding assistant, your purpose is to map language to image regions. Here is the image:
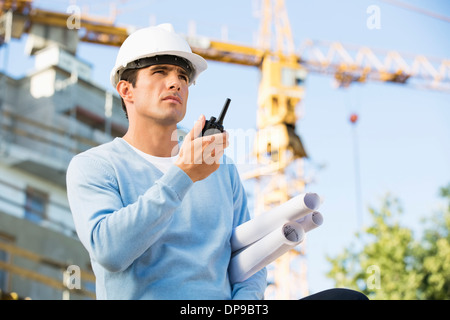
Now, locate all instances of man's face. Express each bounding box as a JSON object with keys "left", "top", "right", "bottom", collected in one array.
[{"left": 130, "top": 63, "right": 190, "bottom": 126}]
